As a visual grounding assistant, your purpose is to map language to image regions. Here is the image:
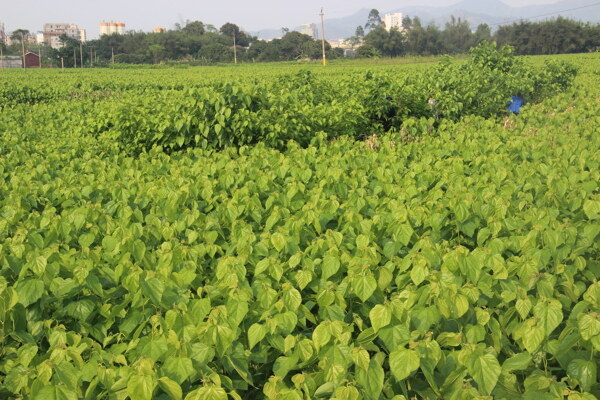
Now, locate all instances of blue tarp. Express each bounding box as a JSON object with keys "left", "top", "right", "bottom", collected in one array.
[{"left": 508, "top": 96, "right": 524, "bottom": 114}]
